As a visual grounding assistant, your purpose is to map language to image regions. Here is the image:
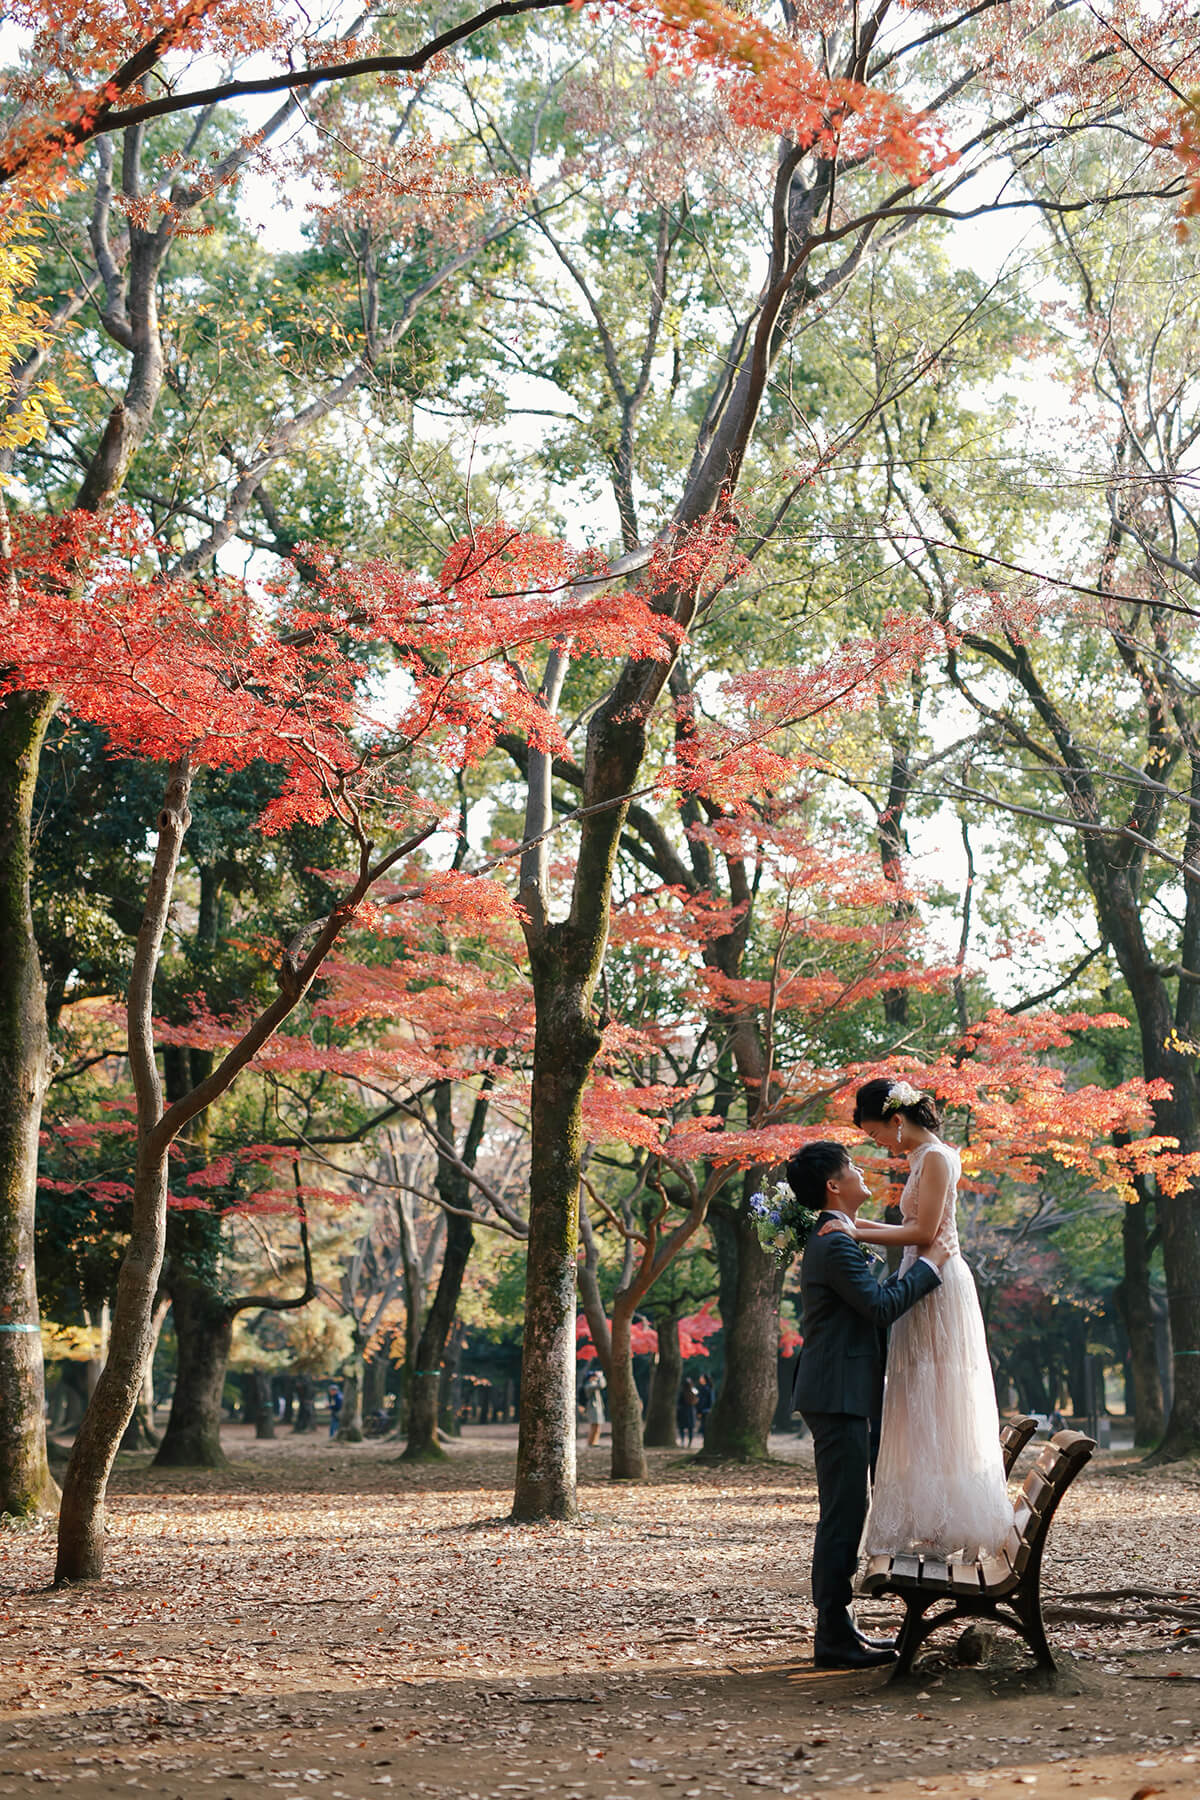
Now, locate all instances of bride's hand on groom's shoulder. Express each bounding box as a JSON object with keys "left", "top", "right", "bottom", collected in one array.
[{"left": 818, "top": 1219, "right": 855, "bottom": 1238}]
